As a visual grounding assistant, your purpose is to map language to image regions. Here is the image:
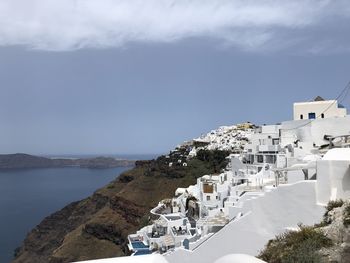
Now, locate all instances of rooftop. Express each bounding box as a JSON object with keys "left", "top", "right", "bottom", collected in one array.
[{"left": 314, "top": 95, "right": 325, "bottom": 101}]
